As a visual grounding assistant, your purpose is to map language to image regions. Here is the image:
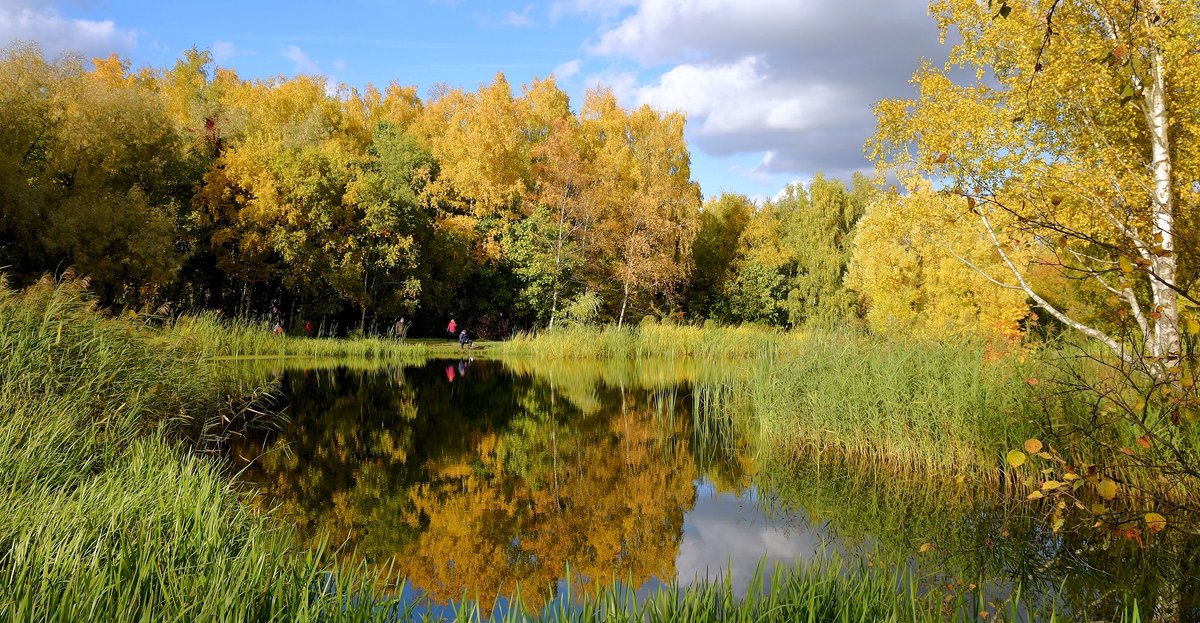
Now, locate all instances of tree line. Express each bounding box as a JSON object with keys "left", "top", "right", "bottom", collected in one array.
[{"left": 1, "top": 42, "right": 939, "bottom": 338}]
